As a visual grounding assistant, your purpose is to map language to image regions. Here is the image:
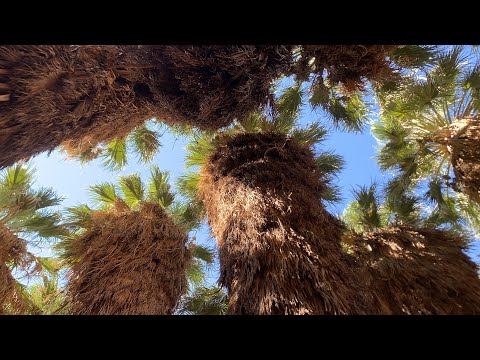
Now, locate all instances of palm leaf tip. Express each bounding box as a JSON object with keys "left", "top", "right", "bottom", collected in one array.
[
  {"left": 129, "top": 126, "right": 162, "bottom": 163},
  {"left": 88, "top": 182, "right": 118, "bottom": 205},
  {"left": 147, "top": 165, "right": 174, "bottom": 208},
  {"left": 119, "top": 174, "right": 145, "bottom": 208},
  {"left": 101, "top": 138, "right": 127, "bottom": 171}
]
